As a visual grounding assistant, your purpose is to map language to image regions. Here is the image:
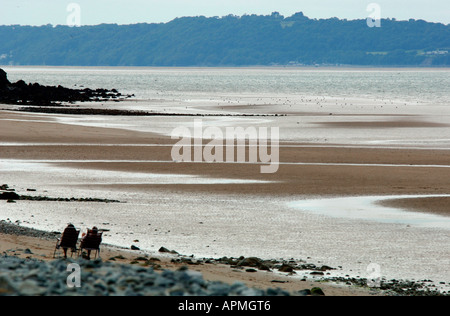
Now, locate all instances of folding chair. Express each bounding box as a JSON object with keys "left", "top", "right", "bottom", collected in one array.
[
  {"left": 79, "top": 231, "right": 103, "bottom": 259},
  {"left": 54, "top": 228, "right": 80, "bottom": 258}
]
